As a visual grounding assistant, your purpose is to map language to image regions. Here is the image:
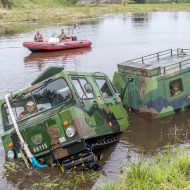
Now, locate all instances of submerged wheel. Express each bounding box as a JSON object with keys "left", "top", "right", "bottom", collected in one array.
[
  {"left": 87, "top": 136, "right": 119, "bottom": 151},
  {"left": 60, "top": 149, "right": 99, "bottom": 171}
]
